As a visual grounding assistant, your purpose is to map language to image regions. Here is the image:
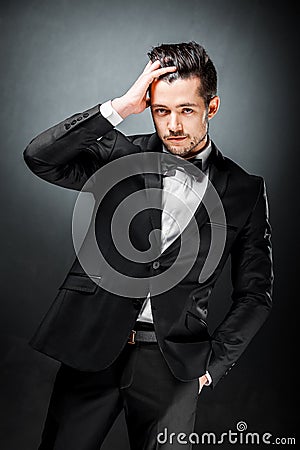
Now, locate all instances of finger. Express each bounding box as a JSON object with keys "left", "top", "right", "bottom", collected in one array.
[
  {"left": 151, "top": 65, "right": 177, "bottom": 79},
  {"left": 142, "top": 60, "right": 153, "bottom": 73},
  {"left": 145, "top": 59, "right": 161, "bottom": 73}
]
